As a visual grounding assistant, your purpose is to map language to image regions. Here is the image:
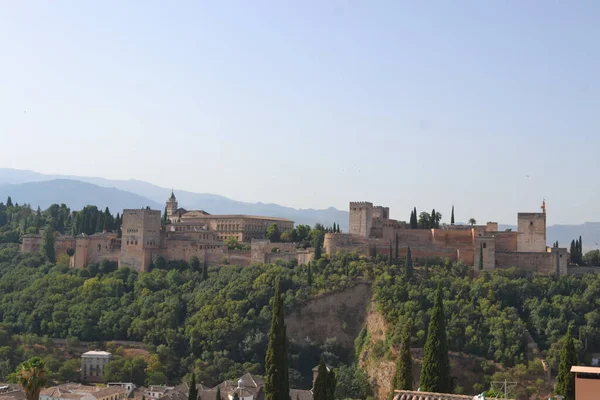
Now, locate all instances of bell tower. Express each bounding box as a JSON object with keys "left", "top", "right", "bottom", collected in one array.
[{"left": 166, "top": 191, "right": 178, "bottom": 220}]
